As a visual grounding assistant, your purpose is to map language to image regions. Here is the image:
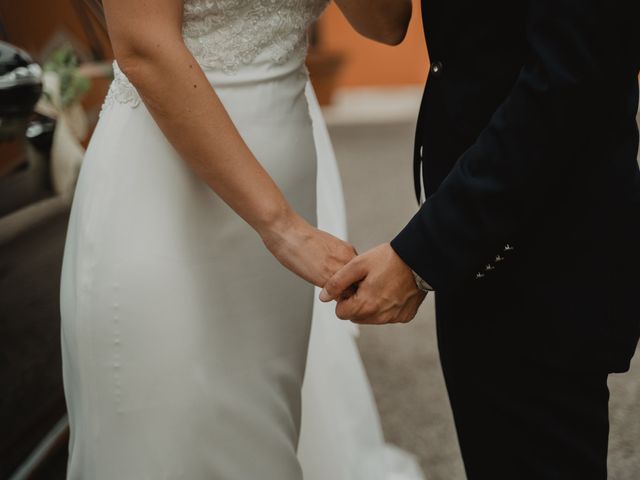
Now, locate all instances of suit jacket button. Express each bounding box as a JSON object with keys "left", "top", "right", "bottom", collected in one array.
[{"left": 430, "top": 61, "right": 443, "bottom": 76}]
